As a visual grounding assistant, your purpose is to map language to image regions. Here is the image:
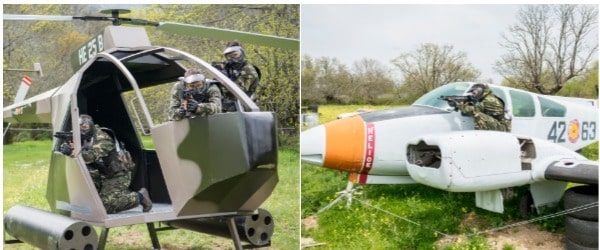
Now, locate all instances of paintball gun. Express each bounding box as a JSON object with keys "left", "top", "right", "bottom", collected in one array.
[
  {"left": 53, "top": 131, "right": 73, "bottom": 155},
  {"left": 179, "top": 88, "right": 201, "bottom": 119},
  {"left": 211, "top": 61, "right": 240, "bottom": 81},
  {"left": 439, "top": 95, "right": 477, "bottom": 110},
  {"left": 211, "top": 61, "right": 226, "bottom": 71}
]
